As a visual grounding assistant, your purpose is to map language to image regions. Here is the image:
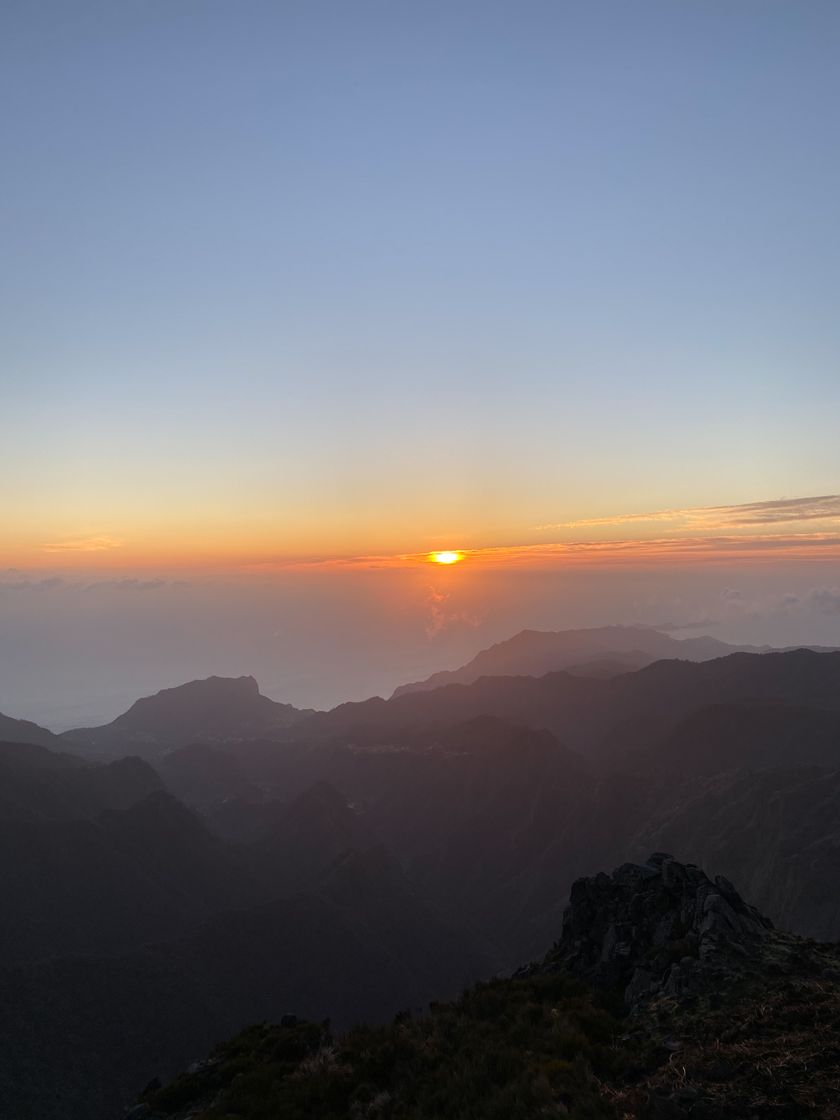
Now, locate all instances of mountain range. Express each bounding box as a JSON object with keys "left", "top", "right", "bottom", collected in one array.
[
  {"left": 3, "top": 625, "right": 840, "bottom": 1118},
  {"left": 390, "top": 624, "right": 834, "bottom": 696}
]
